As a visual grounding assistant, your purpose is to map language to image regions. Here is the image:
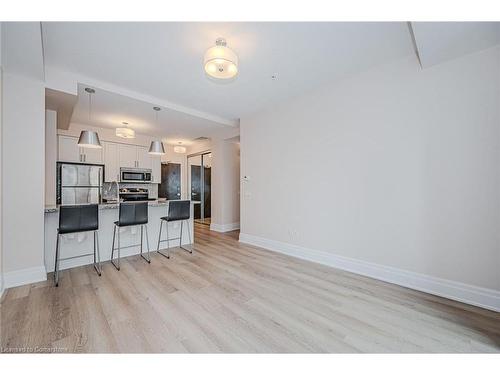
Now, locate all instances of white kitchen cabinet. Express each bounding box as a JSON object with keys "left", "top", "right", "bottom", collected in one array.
[
  {"left": 82, "top": 145, "right": 103, "bottom": 164},
  {"left": 151, "top": 155, "right": 161, "bottom": 183},
  {"left": 59, "top": 136, "right": 162, "bottom": 184},
  {"left": 136, "top": 146, "right": 151, "bottom": 169},
  {"left": 118, "top": 144, "right": 138, "bottom": 168},
  {"left": 58, "top": 135, "right": 103, "bottom": 164},
  {"left": 103, "top": 142, "right": 120, "bottom": 182},
  {"left": 58, "top": 135, "right": 80, "bottom": 163}
]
